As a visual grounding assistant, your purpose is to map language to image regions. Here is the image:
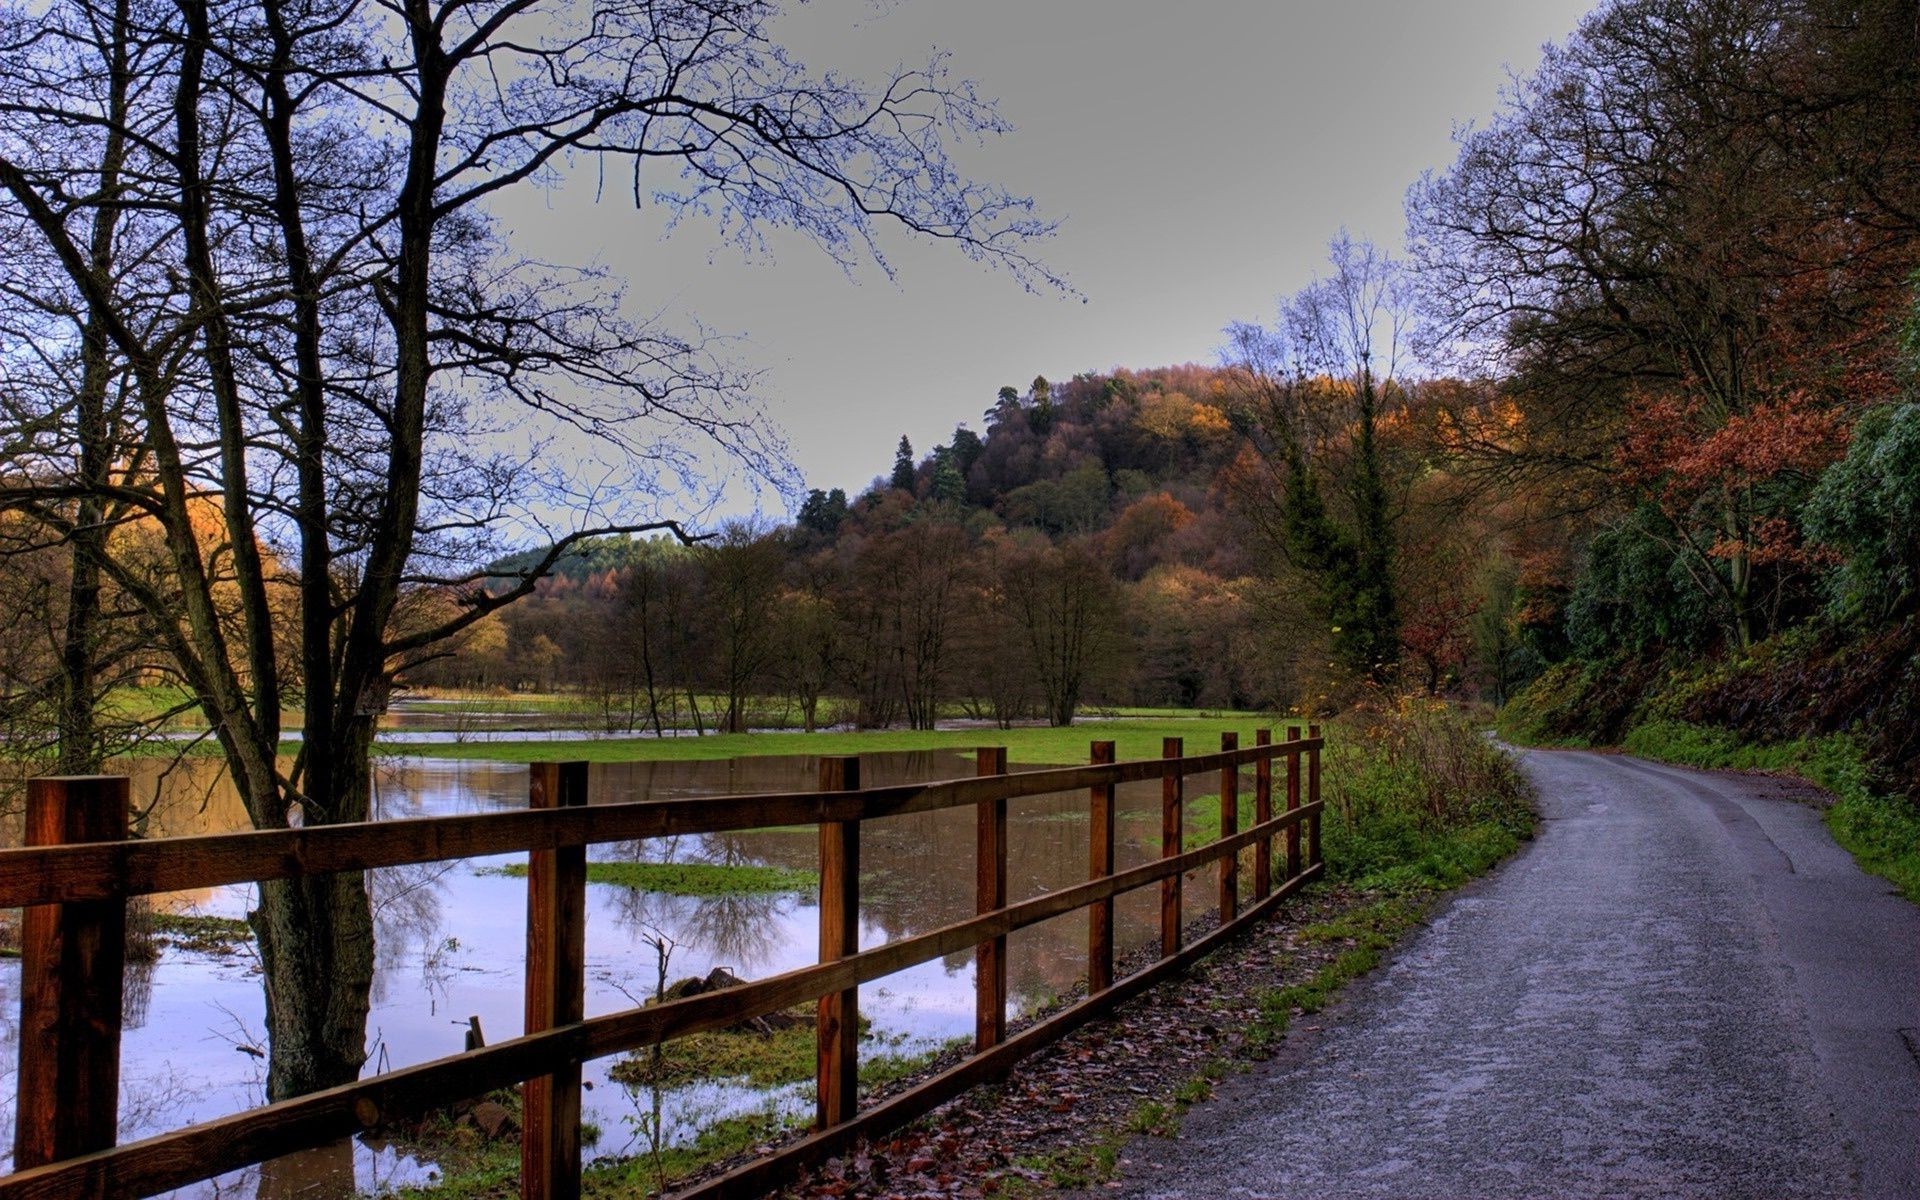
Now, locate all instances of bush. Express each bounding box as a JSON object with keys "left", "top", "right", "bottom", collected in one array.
[
  {"left": 1322, "top": 698, "right": 1535, "bottom": 890},
  {"left": 1803, "top": 402, "right": 1920, "bottom": 622}
]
